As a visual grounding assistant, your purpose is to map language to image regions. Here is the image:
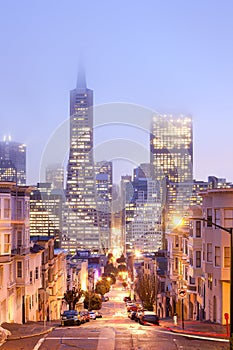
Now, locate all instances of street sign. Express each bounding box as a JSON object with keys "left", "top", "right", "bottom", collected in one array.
[{"left": 178, "top": 289, "right": 187, "bottom": 299}]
